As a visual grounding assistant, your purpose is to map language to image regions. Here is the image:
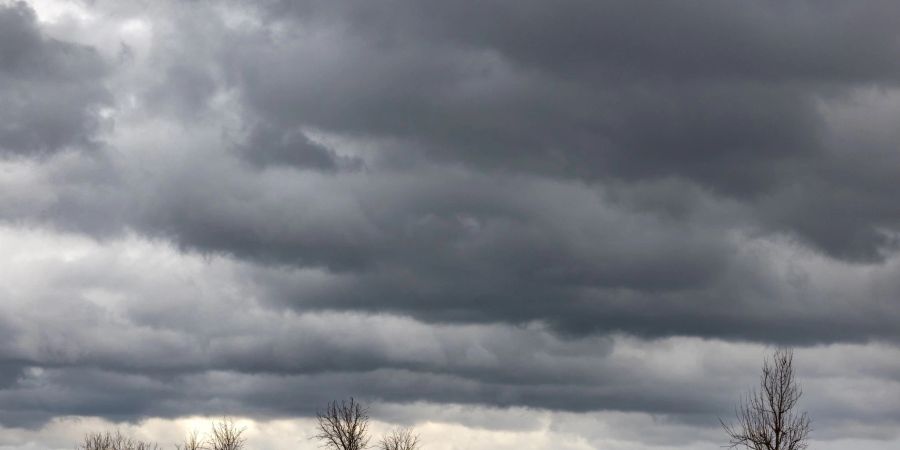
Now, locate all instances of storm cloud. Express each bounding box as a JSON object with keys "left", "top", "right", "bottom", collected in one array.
[
  {"left": 2, "top": 1, "right": 900, "bottom": 449},
  {"left": 0, "top": 1, "right": 109, "bottom": 157}
]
